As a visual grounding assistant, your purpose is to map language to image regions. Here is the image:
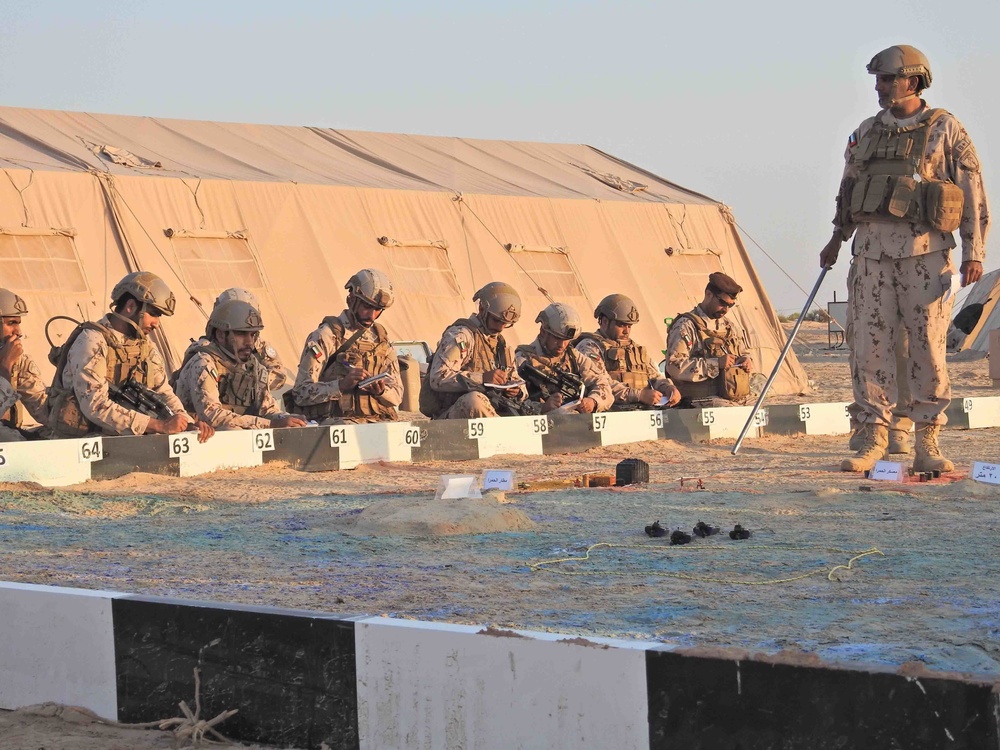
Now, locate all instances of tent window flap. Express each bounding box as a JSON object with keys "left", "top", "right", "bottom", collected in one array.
[
  {"left": 171, "top": 235, "right": 265, "bottom": 292},
  {"left": 0, "top": 232, "right": 88, "bottom": 294}
]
